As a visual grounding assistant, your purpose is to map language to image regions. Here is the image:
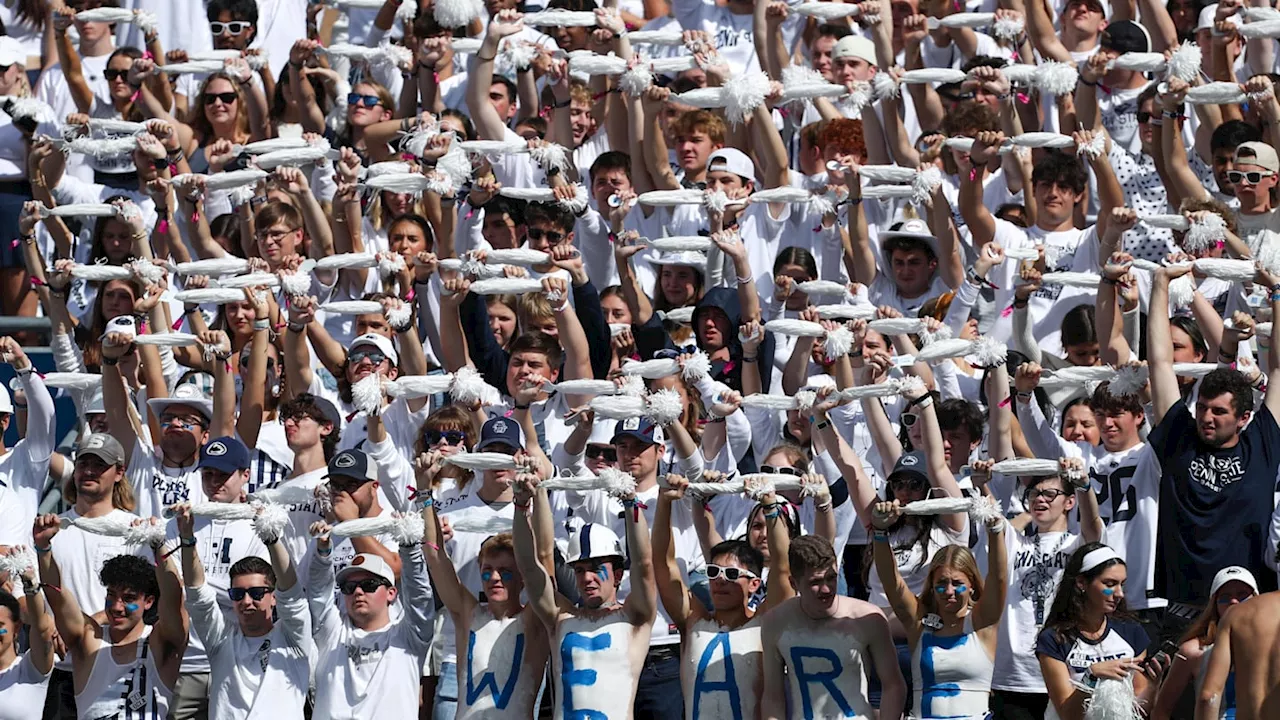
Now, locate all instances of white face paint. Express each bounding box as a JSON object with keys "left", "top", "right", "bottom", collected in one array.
[
  {"left": 682, "top": 618, "right": 763, "bottom": 720},
  {"left": 553, "top": 614, "right": 638, "bottom": 719},
  {"left": 461, "top": 610, "right": 540, "bottom": 717},
  {"left": 777, "top": 628, "right": 875, "bottom": 720}
]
